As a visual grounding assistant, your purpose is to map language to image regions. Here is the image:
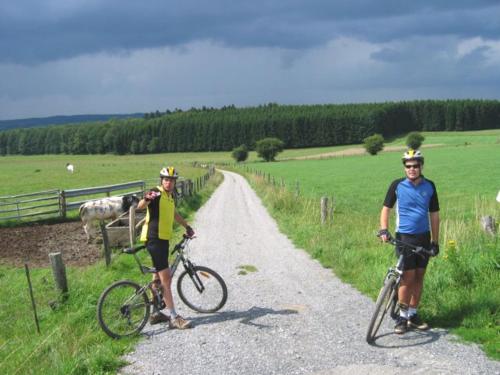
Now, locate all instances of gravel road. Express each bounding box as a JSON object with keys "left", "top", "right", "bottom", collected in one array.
[{"left": 120, "top": 170, "right": 499, "bottom": 375}]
